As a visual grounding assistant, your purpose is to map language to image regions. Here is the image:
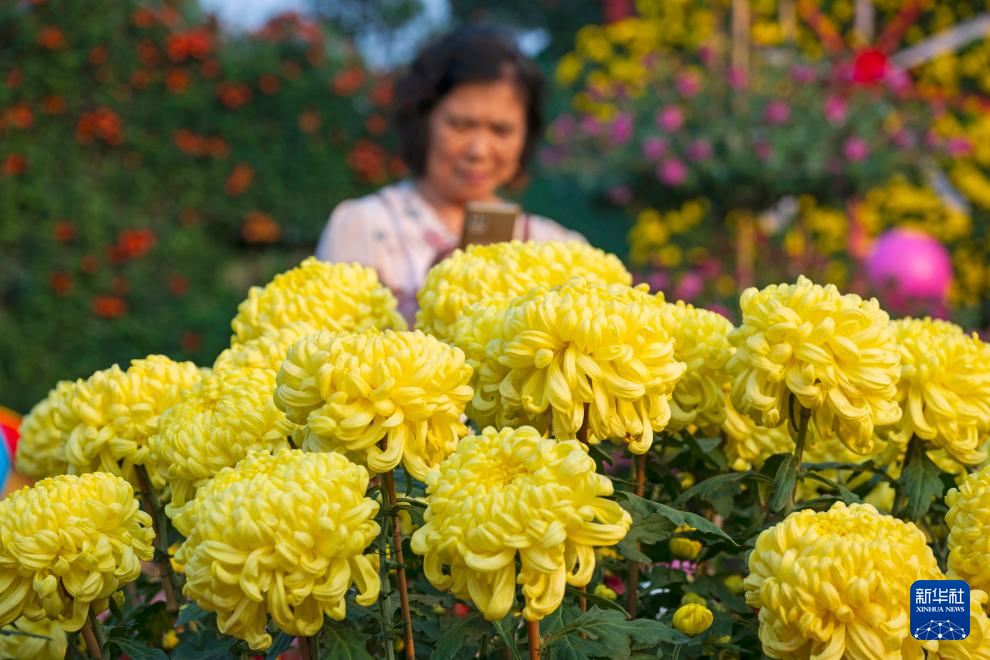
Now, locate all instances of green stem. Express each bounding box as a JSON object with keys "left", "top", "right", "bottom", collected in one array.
[
  {"left": 134, "top": 464, "right": 179, "bottom": 614},
  {"left": 895, "top": 435, "right": 921, "bottom": 515},
  {"left": 789, "top": 407, "right": 812, "bottom": 509}
]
